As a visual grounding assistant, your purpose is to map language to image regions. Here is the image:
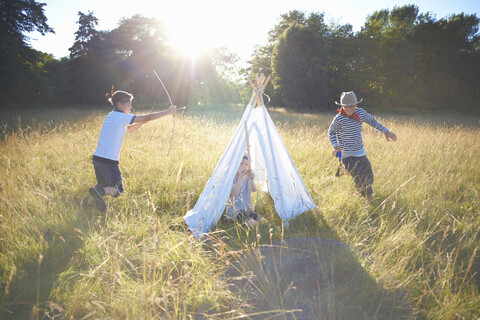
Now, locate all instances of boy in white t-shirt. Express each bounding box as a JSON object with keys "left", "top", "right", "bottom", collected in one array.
[{"left": 89, "top": 90, "right": 176, "bottom": 212}]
